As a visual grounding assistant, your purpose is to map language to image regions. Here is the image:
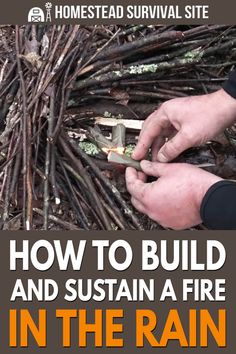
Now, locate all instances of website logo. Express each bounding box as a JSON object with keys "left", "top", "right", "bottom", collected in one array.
[{"left": 28, "top": 3, "right": 52, "bottom": 23}]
